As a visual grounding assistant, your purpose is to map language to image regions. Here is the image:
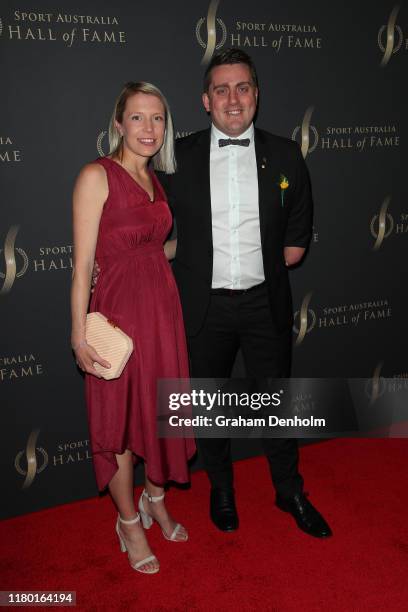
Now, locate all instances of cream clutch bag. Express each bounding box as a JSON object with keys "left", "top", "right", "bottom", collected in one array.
[{"left": 85, "top": 312, "right": 134, "bottom": 380}]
